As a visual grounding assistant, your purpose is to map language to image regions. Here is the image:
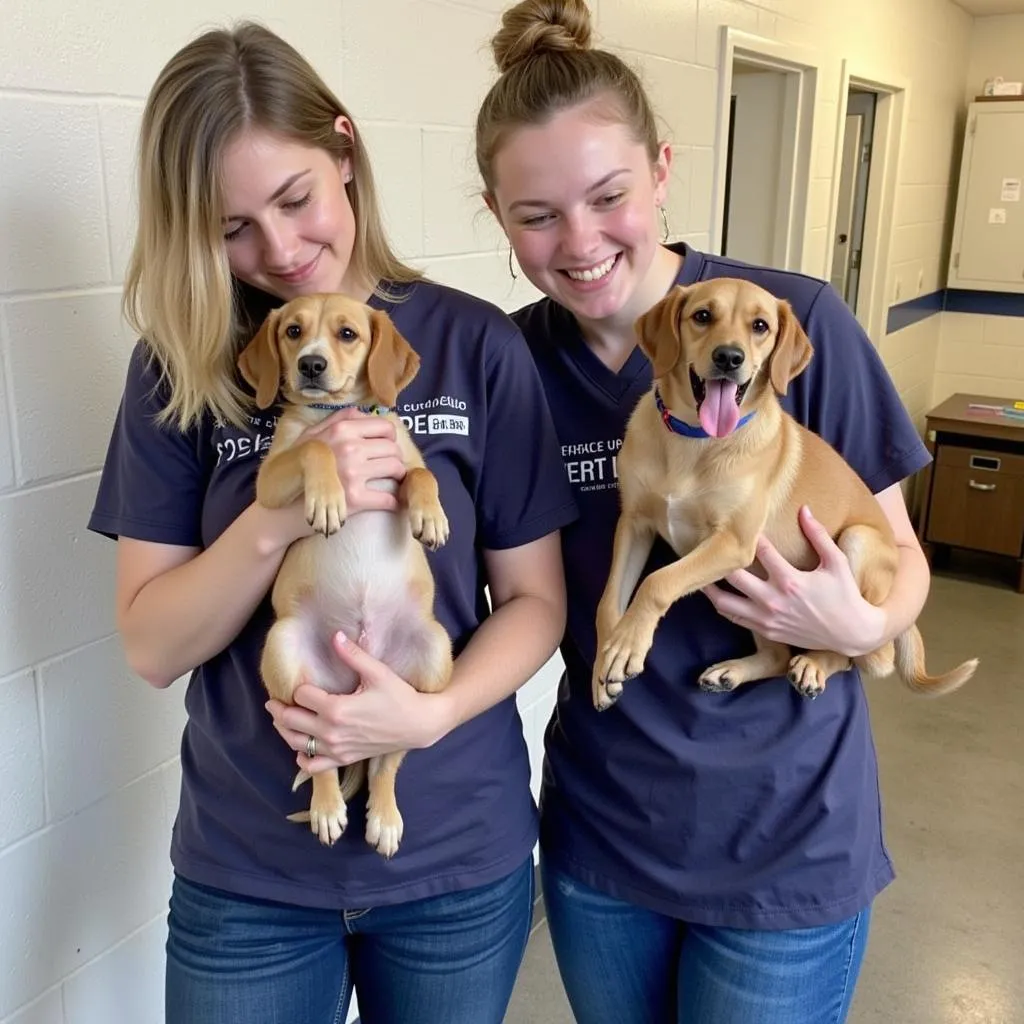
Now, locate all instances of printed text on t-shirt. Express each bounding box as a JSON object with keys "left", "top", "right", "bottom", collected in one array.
[{"left": 562, "top": 437, "right": 622, "bottom": 492}]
